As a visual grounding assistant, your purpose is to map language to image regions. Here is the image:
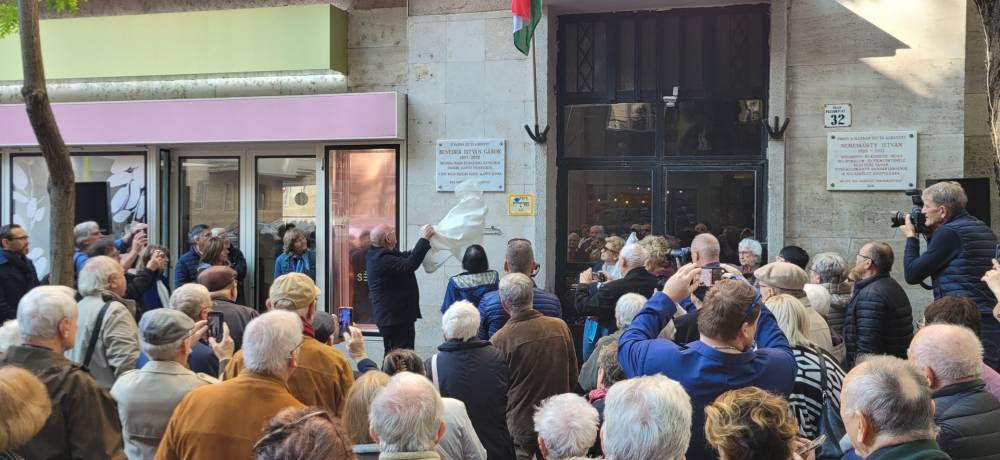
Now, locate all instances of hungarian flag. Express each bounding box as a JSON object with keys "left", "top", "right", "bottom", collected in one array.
[{"left": 512, "top": 0, "right": 541, "bottom": 55}]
